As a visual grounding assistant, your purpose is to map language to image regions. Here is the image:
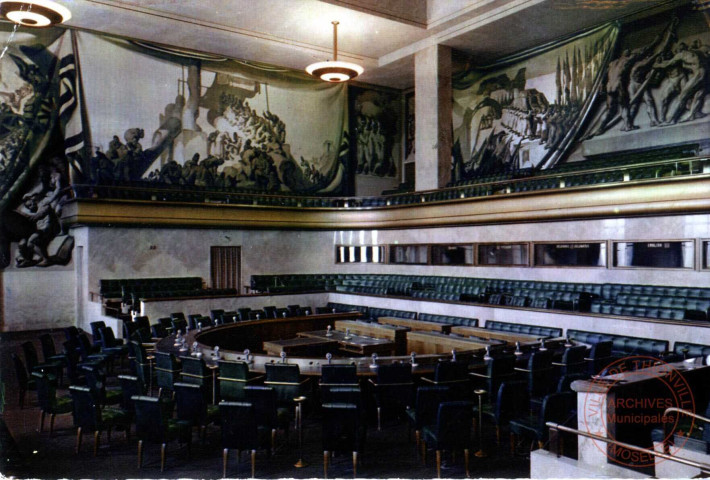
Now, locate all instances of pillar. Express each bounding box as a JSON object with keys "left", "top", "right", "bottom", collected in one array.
[{"left": 414, "top": 45, "right": 452, "bottom": 191}]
